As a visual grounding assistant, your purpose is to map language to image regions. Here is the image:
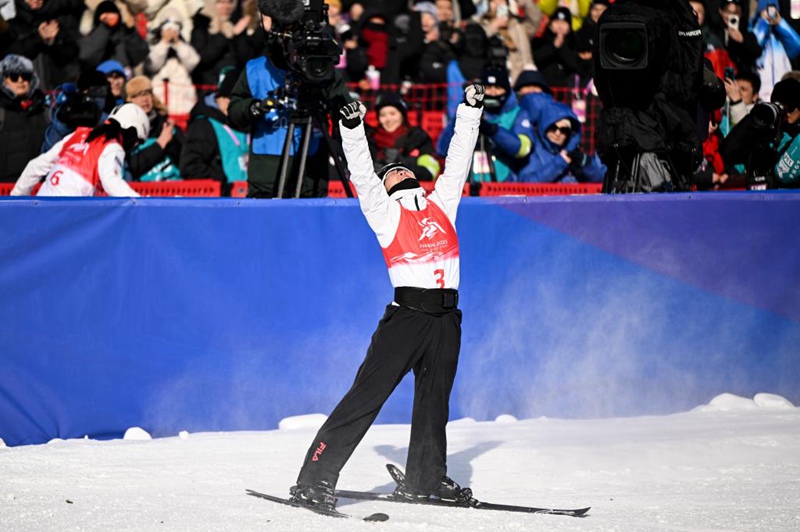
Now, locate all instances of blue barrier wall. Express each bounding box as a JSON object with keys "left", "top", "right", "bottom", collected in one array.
[{"left": 1, "top": 193, "right": 799, "bottom": 446}]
